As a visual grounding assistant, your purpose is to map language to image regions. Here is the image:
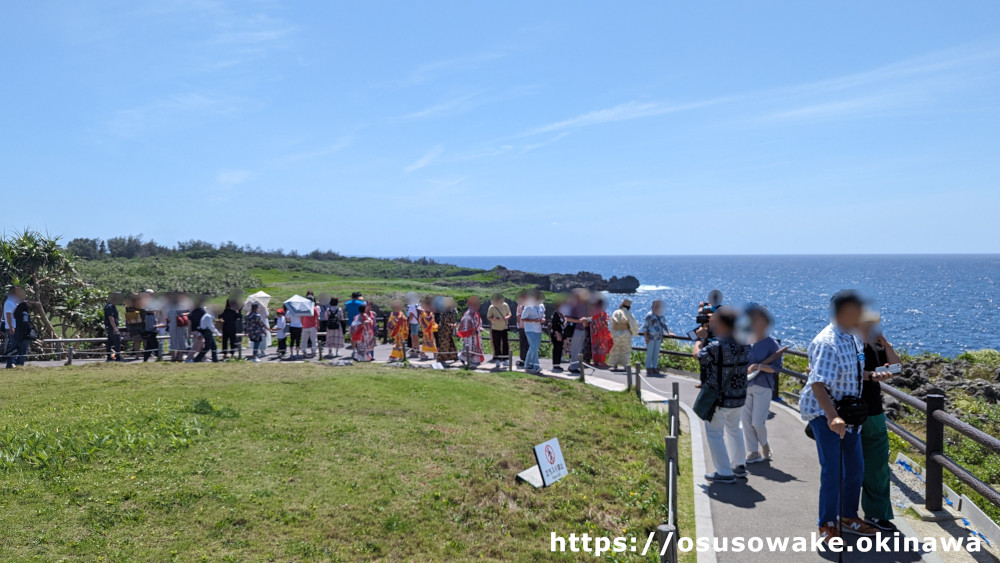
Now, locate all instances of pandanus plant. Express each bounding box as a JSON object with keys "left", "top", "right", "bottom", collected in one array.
[{"left": 0, "top": 229, "right": 101, "bottom": 339}]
